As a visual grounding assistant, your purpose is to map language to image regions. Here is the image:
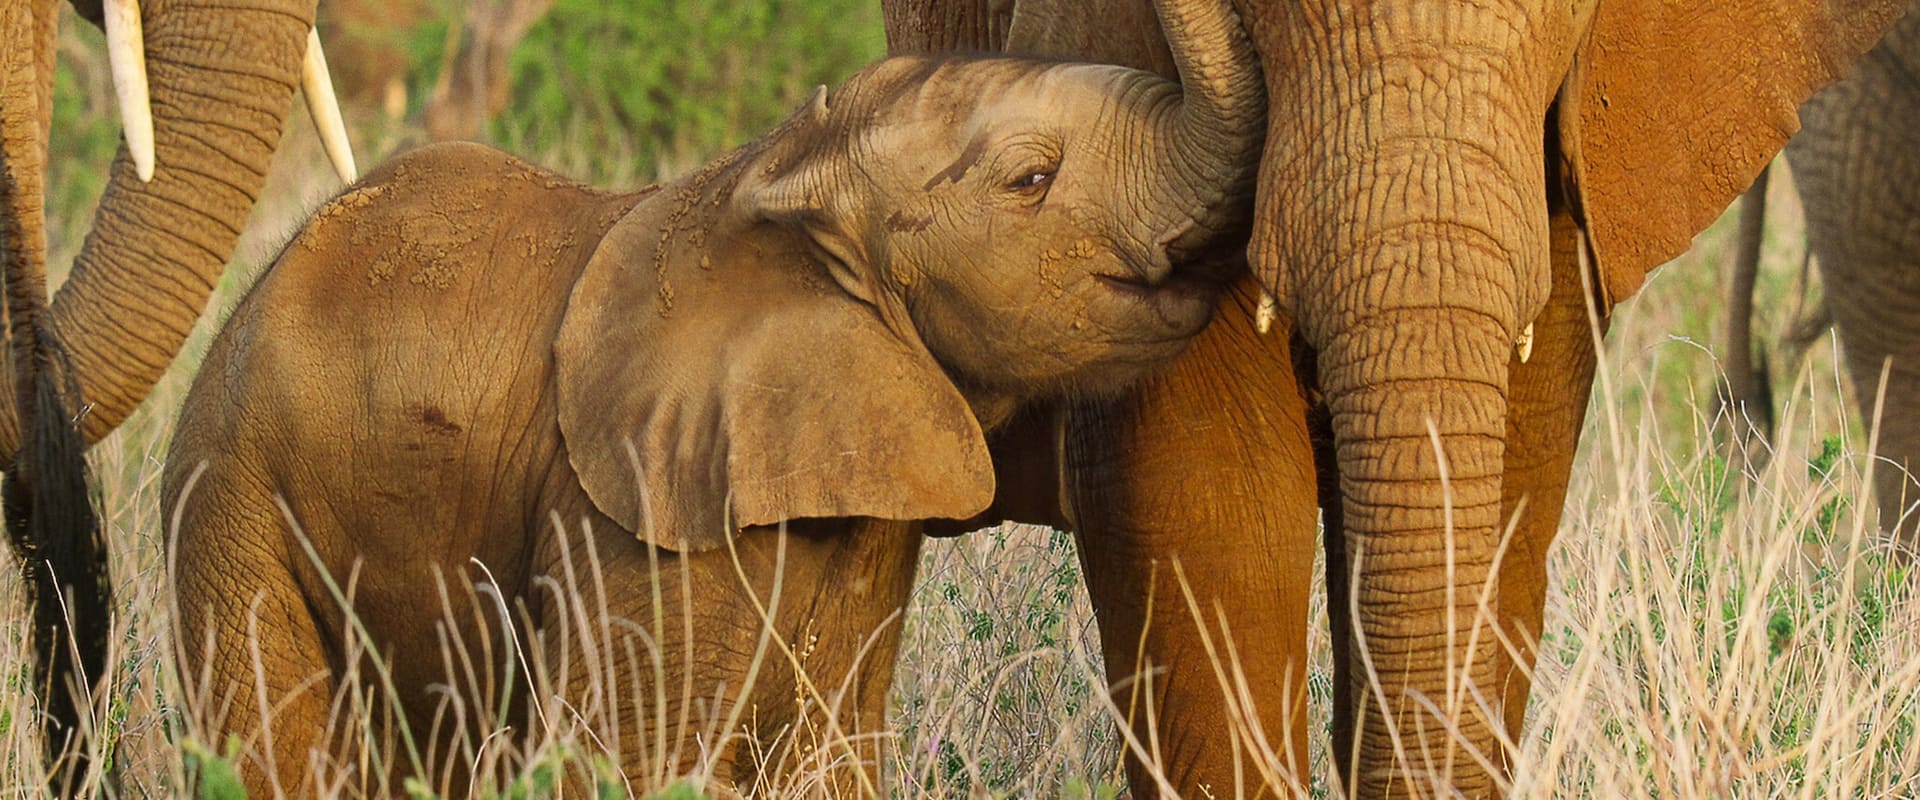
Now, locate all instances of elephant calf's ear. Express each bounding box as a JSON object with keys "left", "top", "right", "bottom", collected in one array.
[
  {"left": 1558, "top": 0, "right": 1907, "bottom": 305},
  {"left": 737, "top": 126, "right": 889, "bottom": 311},
  {"left": 554, "top": 203, "right": 995, "bottom": 552}
]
